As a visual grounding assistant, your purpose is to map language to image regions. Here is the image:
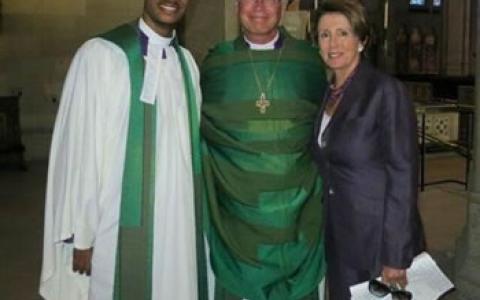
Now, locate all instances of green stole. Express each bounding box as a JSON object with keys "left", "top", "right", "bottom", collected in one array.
[
  {"left": 100, "top": 23, "right": 207, "bottom": 300},
  {"left": 201, "top": 31, "right": 327, "bottom": 300}
]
